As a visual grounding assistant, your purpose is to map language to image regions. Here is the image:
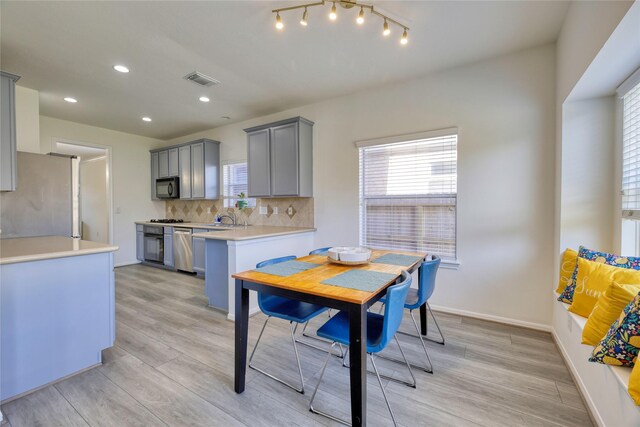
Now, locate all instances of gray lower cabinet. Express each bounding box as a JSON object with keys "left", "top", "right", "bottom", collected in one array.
[
  {"left": 0, "top": 71, "right": 20, "bottom": 192},
  {"left": 136, "top": 225, "right": 144, "bottom": 261},
  {"left": 192, "top": 228, "right": 207, "bottom": 274},
  {"left": 244, "top": 117, "right": 313, "bottom": 198},
  {"left": 163, "top": 227, "right": 174, "bottom": 267},
  {"left": 150, "top": 152, "right": 159, "bottom": 200}
]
